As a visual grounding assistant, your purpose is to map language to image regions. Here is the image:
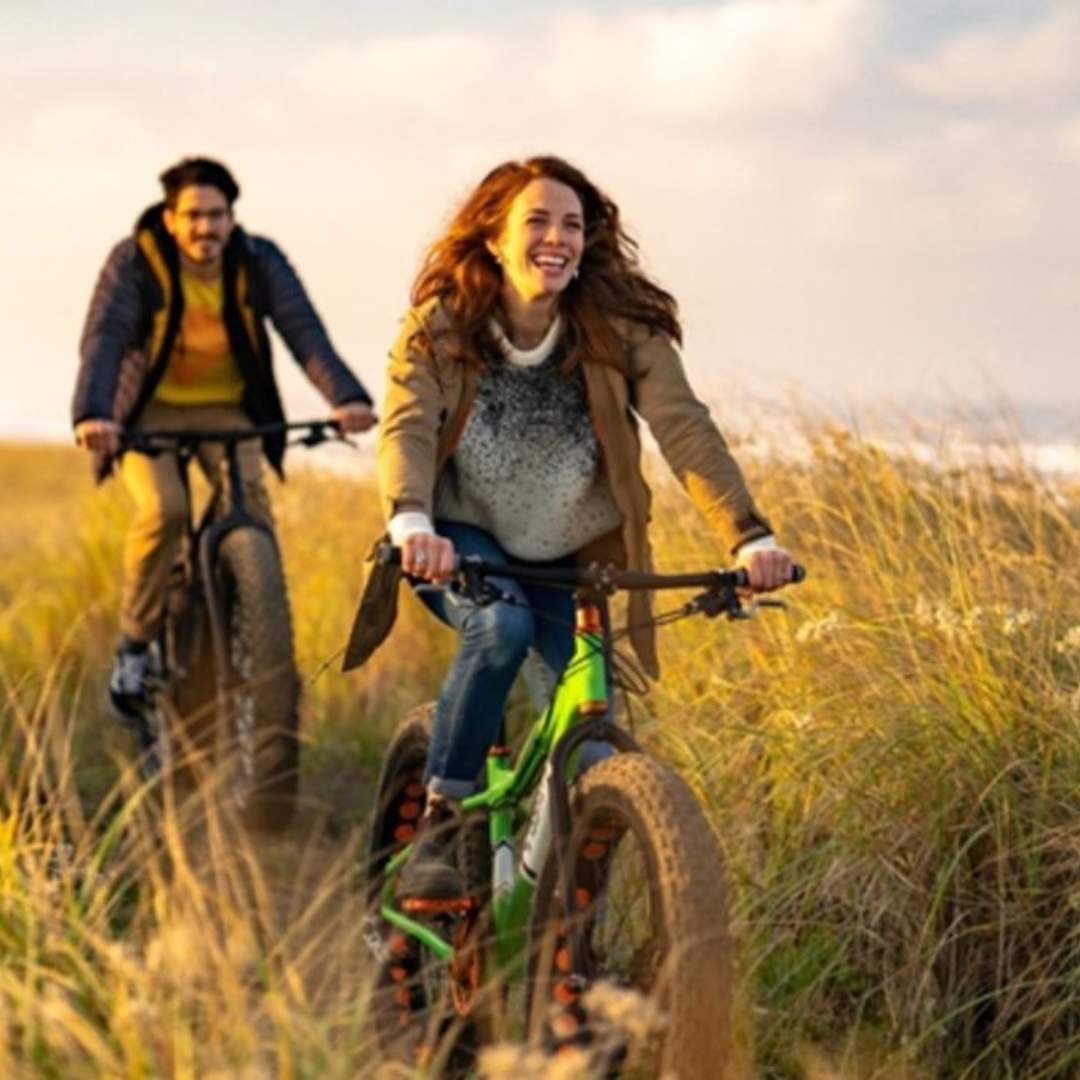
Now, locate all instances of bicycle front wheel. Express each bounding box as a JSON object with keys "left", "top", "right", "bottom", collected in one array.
[
  {"left": 217, "top": 527, "right": 299, "bottom": 830},
  {"left": 366, "top": 704, "right": 491, "bottom": 1074},
  {"left": 529, "top": 752, "right": 733, "bottom": 1078}
]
